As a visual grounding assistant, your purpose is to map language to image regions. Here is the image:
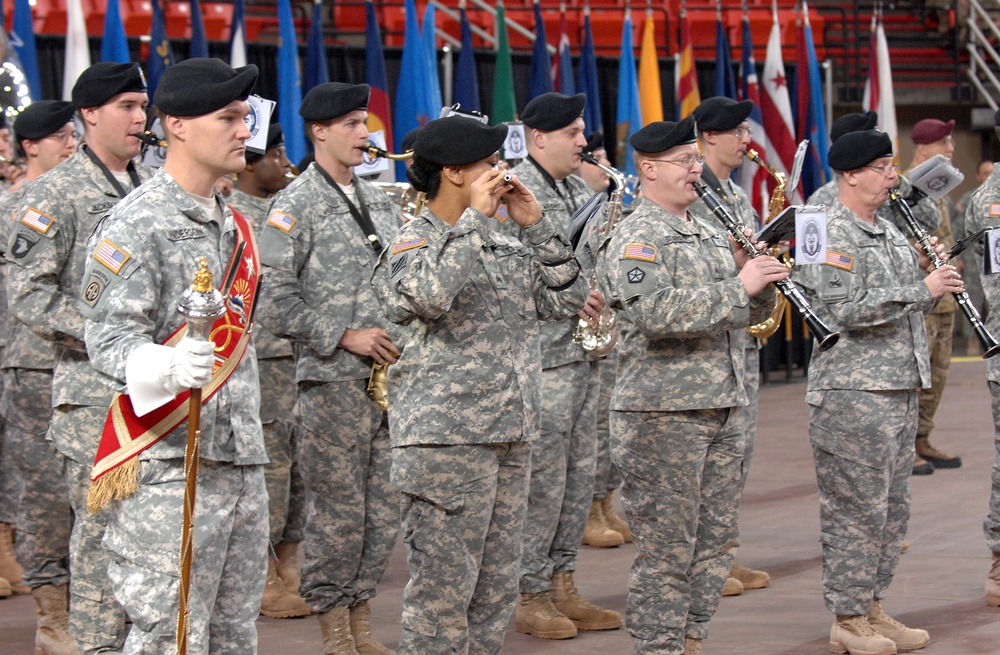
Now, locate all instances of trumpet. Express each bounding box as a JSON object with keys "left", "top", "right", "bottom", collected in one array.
[
  {"left": 693, "top": 180, "right": 840, "bottom": 351},
  {"left": 888, "top": 189, "right": 1000, "bottom": 358}
]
